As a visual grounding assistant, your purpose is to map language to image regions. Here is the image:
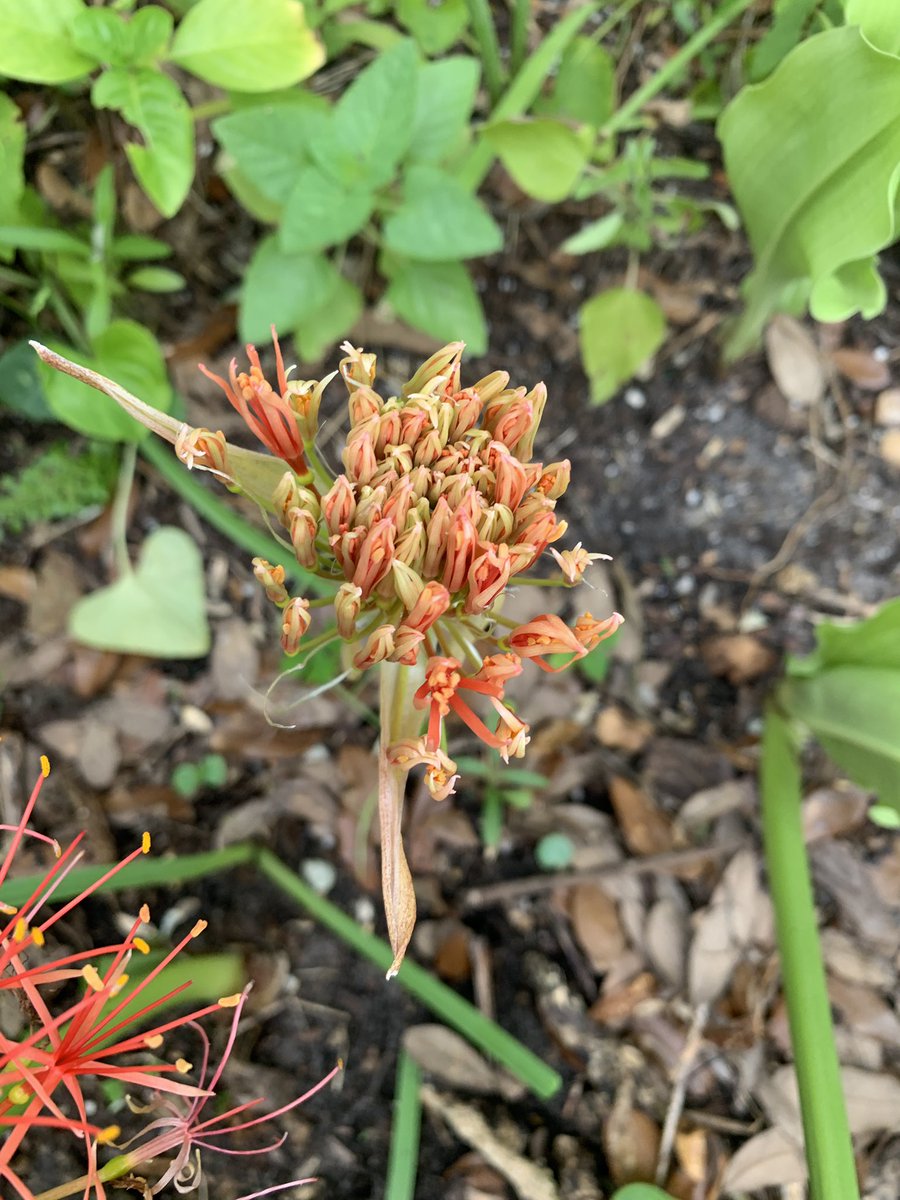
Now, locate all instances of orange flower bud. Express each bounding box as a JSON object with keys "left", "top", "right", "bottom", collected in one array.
[
  {"left": 376, "top": 410, "right": 402, "bottom": 455},
  {"left": 465, "top": 543, "right": 512, "bottom": 614},
  {"left": 175, "top": 426, "right": 232, "bottom": 482},
  {"left": 423, "top": 496, "right": 452, "bottom": 577},
  {"left": 352, "top": 518, "right": 395, "bottom": 597},
  {"left": 354, "top": 484, "right": 388, "bottom": 529},
  {"left": 390, "top": 626, "right": 426, "bottom": 666},
  {"left": 442, "top": 510, "right": 478, "bottom": 594},
  {"left": 538, "top": 459, "right": 571, "bottom": 501},
  {"left": 252, "top": 558, "right": 288, "bottom": 607},
  {"left": 322, "top": 475, "right": 356, "bottom": 535},
  {"left": 414, "top": 428, "right": 444, "bottom": 468},
  {"left": 288, "top": 505, "right": 319, "bottom": 569},
  {"left": 391, "top": 561, "right": 425, "bottom": 610},
  {"left": 343, "top": 430, "right": 378, "bottom": 485},
  {"left": 508, "top": 614, "right": 585, "bottom": 671},
  {"left": 353, "top": 624, "right": 395, "bottom": 669},
  {"left": 511, "top": 382, "right": 547, "bottom": 460},
  {"left": 334, "top": 582, "right": 363, "bottom": 639},
  {"left": 402, "top": 342, "right": 464, "bottom": 398},
  {"left": 405, "top": 580, "right": 451, "bottom": 633},
  {"left": 383, "top": 477, "right": 415, "bottom": 528},
  {"left": 286, "top": 371, "right": 334, "bottom": 442},
  {"left": 492, "top": 445, "right": 530, "bottom": 510},
  {"left": 348, "top": 384, "right": 383, "bottom": 426},
  {"left": 400, "top": 406, "right": 429, "bottom": 445},
  {"left": 573, "top": 610, "right": 624, "bottom": 650},
  {"left": 280, "top": 597, "right": 311, "bottom": 655},
  {"left": 395, "top": 519, "right": 426, "bottom": 569},
  {"left": 449, "top": 388, "right": 484, "bottom": 439}
]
